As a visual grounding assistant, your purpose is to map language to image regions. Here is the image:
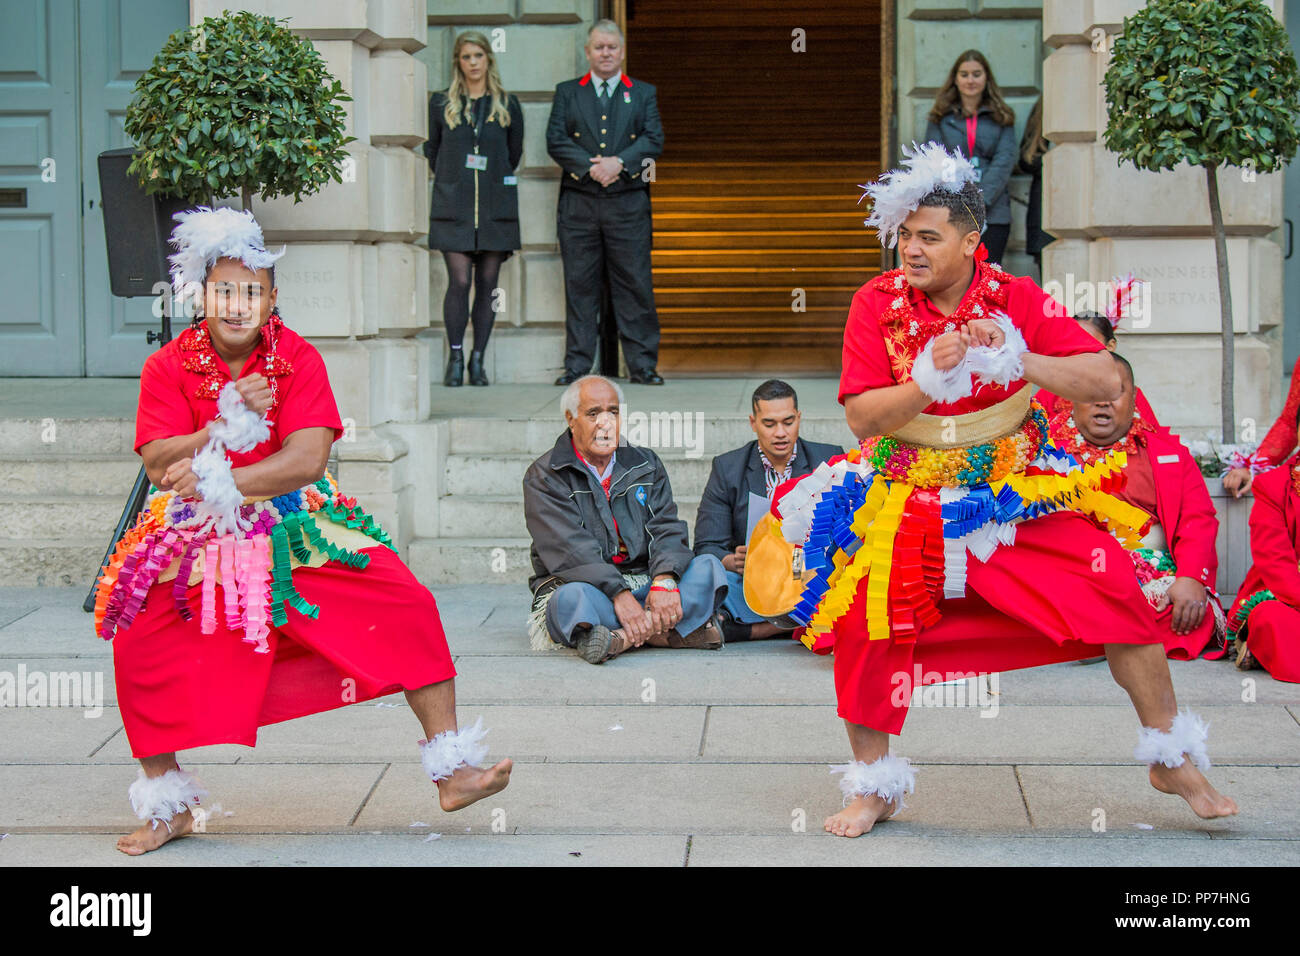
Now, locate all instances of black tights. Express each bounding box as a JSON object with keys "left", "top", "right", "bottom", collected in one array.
[{"left": 442, "top": 250, "right": 506, "bottom": 351}]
